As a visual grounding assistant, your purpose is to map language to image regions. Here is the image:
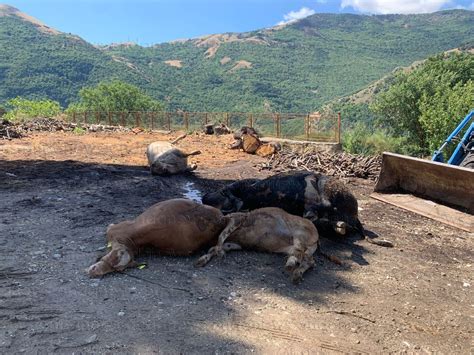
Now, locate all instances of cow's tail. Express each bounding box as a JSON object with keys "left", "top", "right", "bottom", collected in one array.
[{"left": 357, "top": 219, "right": 394, "bottom": 248}]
